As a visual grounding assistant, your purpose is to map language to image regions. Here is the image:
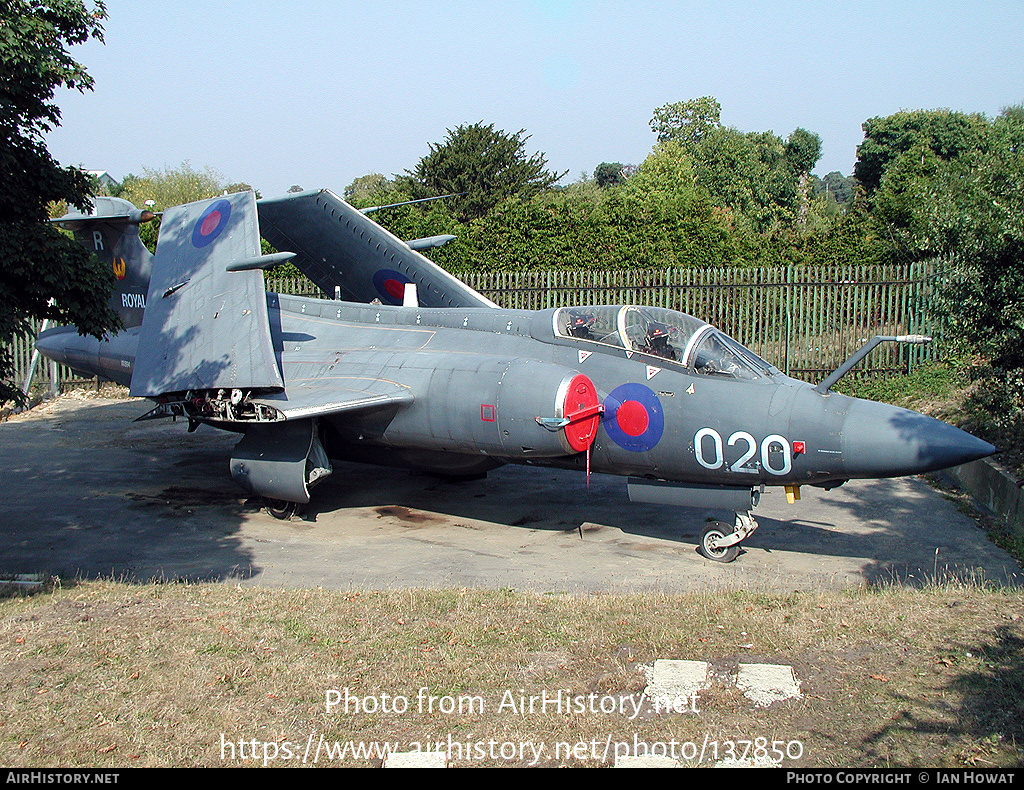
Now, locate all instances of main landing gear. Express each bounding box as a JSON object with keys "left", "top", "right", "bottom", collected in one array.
[
  {"left": 698, "top": 511, "right": 759, "bottom": 563},
  {"left": 264, "top": 498, "right": 301, "bottom": 520}
]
